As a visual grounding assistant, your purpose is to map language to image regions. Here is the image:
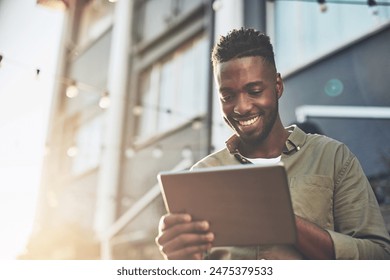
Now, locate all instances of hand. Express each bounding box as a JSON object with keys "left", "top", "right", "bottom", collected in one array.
[
  {"left": 294, "top": 215, "right": 335, "bottom": 259},
  {"left": 155, "top": 213, "right": 214, "bottom": 260}
]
